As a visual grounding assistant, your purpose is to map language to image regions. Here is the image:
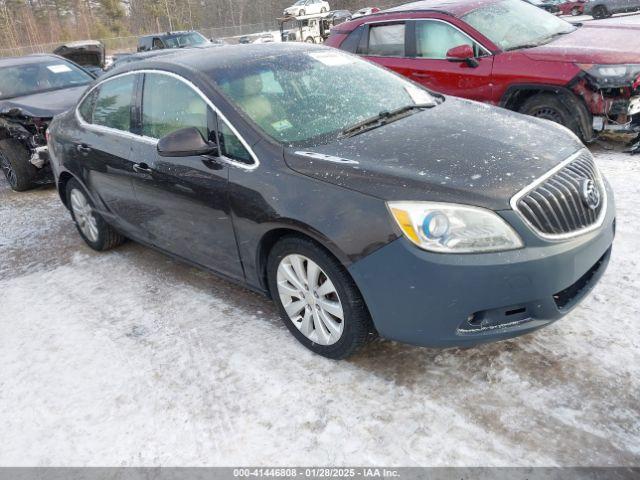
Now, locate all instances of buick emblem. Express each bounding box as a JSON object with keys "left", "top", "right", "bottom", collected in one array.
[{"left": 581, "top": 179, "right": 600, "bottom": 210}]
